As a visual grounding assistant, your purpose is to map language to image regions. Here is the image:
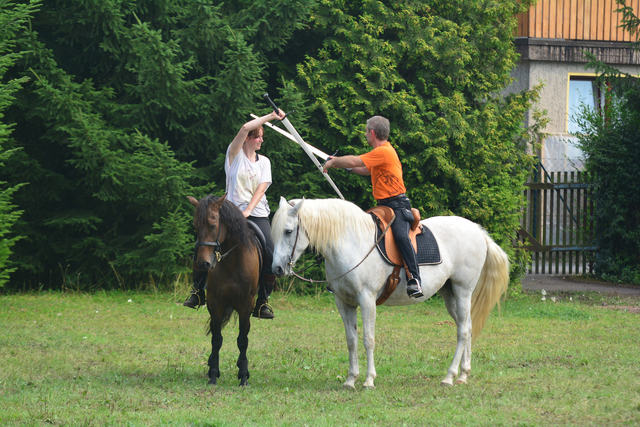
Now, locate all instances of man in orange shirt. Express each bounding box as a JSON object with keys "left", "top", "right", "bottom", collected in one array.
[{"left": 323, "top": 116, "right": 423, "bottom": 298}]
